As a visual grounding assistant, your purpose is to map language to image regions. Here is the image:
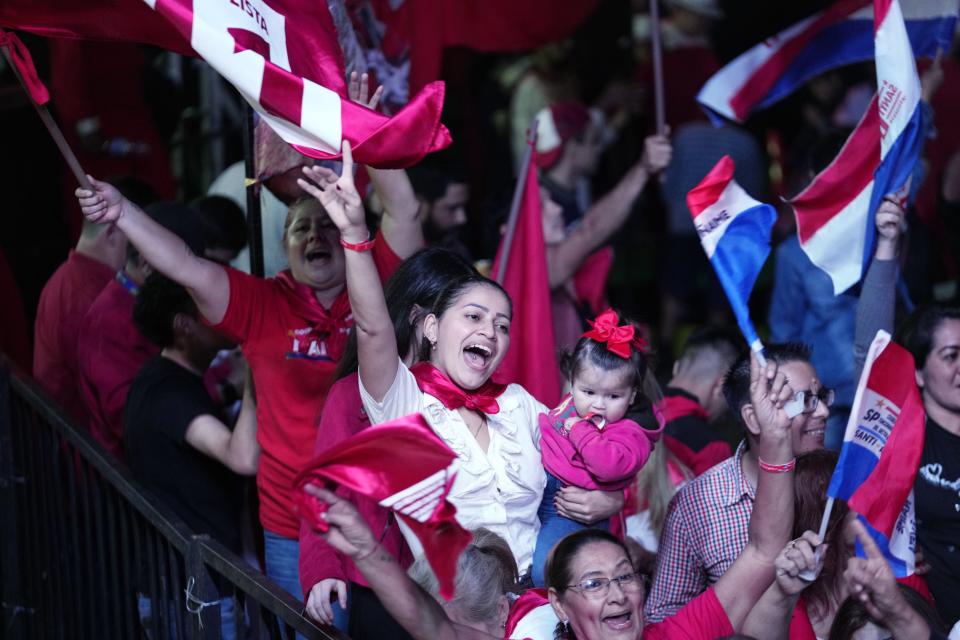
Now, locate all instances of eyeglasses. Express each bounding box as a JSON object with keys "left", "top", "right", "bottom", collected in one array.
[
  {"left": 784, "top": 388, "right": 835, "bottom": 419},
  {"left": 567, "top": 572, "right": 642, "bottom": 599}
]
